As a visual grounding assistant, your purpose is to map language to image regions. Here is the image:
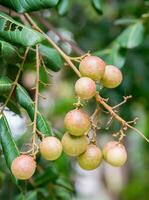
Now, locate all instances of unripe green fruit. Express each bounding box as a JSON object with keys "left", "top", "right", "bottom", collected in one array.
[
  {"left": 39, "top": 137, "right": 62, "bottom": 161},
  {"left": 103, "top": 141, "right": 127, "bottom": 167},
  {"left": 79, "top": 56, "right": 105, "bottom": 81},
  {"left": 61, "top": 133, "right": 88, "bottom": 156},
  {"left": 11, "top": 155, "right": 36, "bottom": 180},
  {"left": 75, "top": 77, "right": 96, "bottom": 100},
  {"left": 64, "top": 109, "right": 91, "bottom": 136},
  {"left": 77, "top": 144, "right": 102, "bottom": 170},
  {"left": 101, "top": 65, "right": 123, "bottom": 88}
]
